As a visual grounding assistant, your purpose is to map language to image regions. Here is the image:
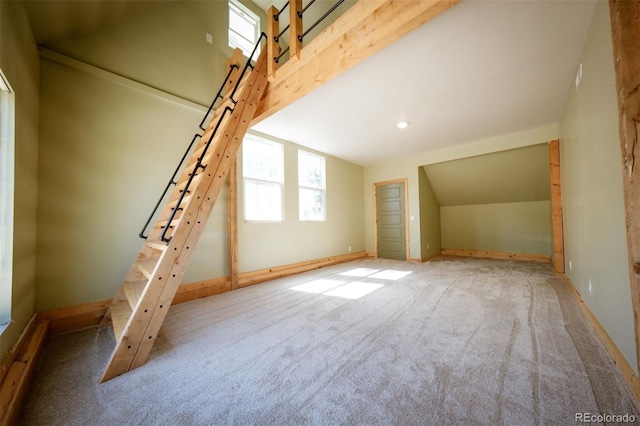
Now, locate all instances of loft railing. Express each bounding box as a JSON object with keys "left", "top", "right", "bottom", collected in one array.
[
  {"left": 267, "top": 0, "right": 349, "bottom": 78},
  {"left": 139, "top": 33, "right": 267, "bottom": 242}
]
